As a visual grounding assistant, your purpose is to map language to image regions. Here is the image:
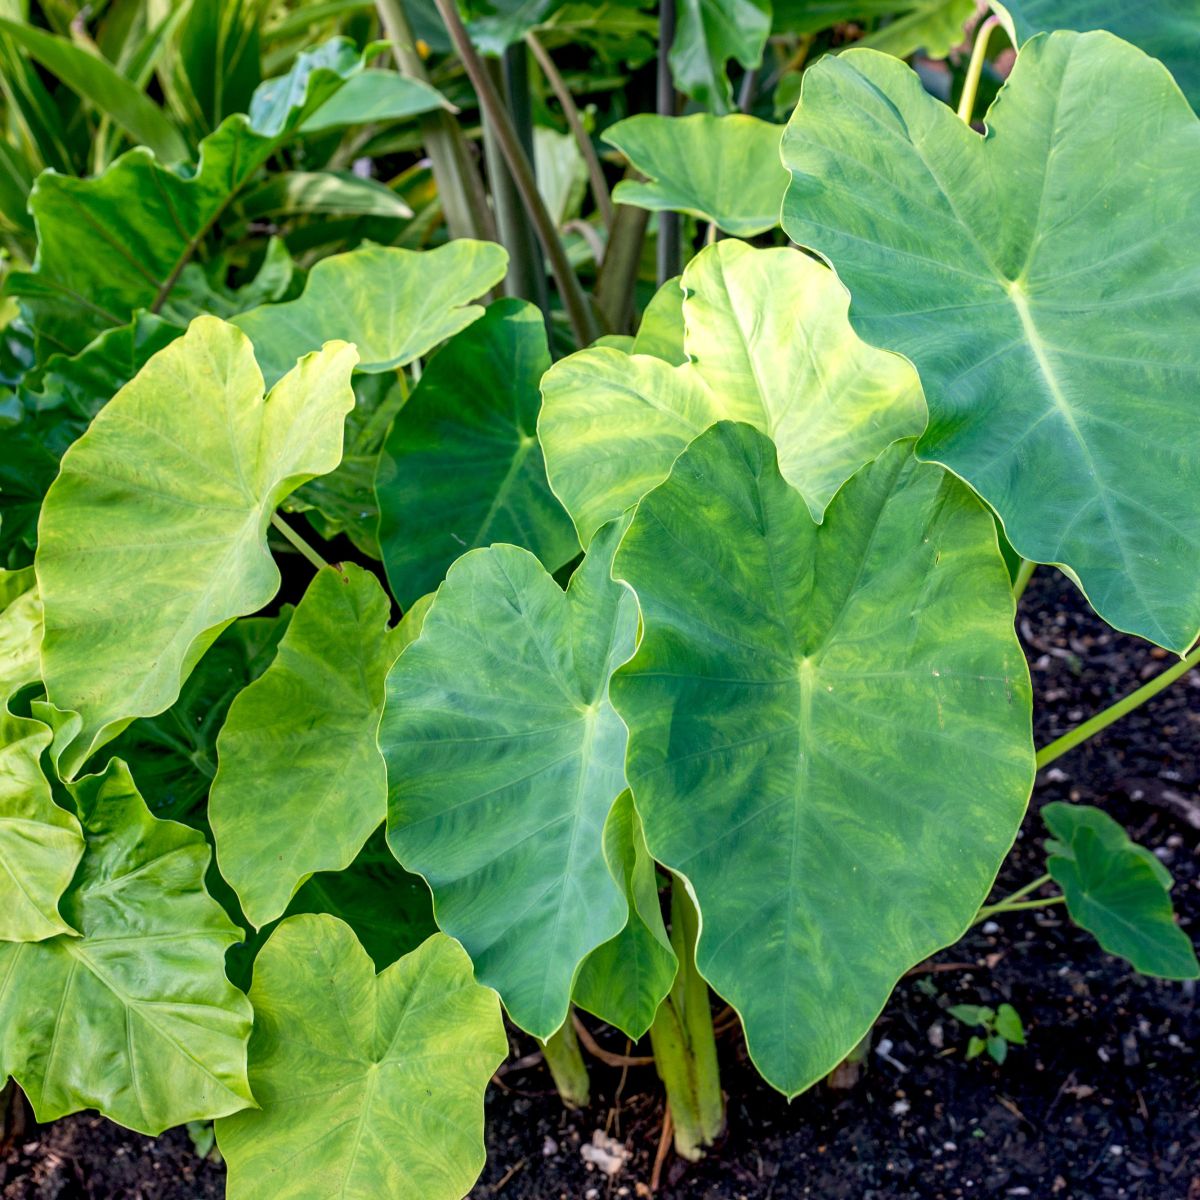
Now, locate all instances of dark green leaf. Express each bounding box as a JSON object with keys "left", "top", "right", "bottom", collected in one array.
[
  {"left": 377, "top": 298, "right": 578, "bottom": 608},
  {"left": 611, "top": 424, "right": 1033, "bottom": 1095},
  {"left": 382, "top": 521, "right": 638, "bottom": 1037},
  {"left": 781, "top": 34, "right": 1200, "bottom": 652}
]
